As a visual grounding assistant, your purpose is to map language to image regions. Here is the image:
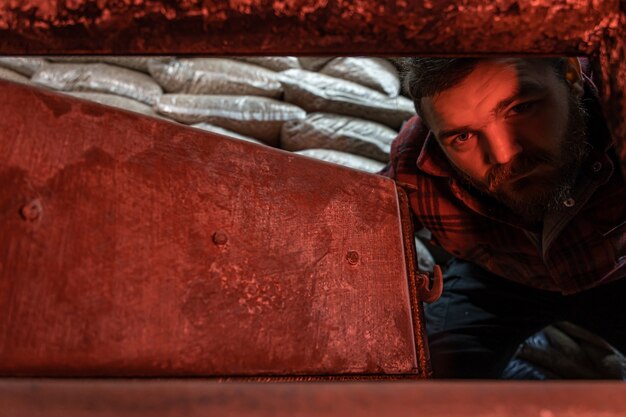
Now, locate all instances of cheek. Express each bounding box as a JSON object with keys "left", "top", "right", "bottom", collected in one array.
[{"left": 447, "top": 152, "right": 490, "bottom": 183}]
